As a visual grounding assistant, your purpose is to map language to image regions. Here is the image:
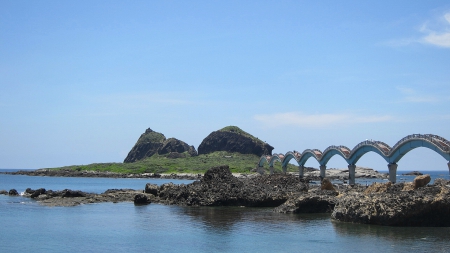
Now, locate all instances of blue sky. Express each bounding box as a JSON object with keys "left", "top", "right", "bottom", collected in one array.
[{"left": 1, "top": 1, "right": 449, "bottom": 171}]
